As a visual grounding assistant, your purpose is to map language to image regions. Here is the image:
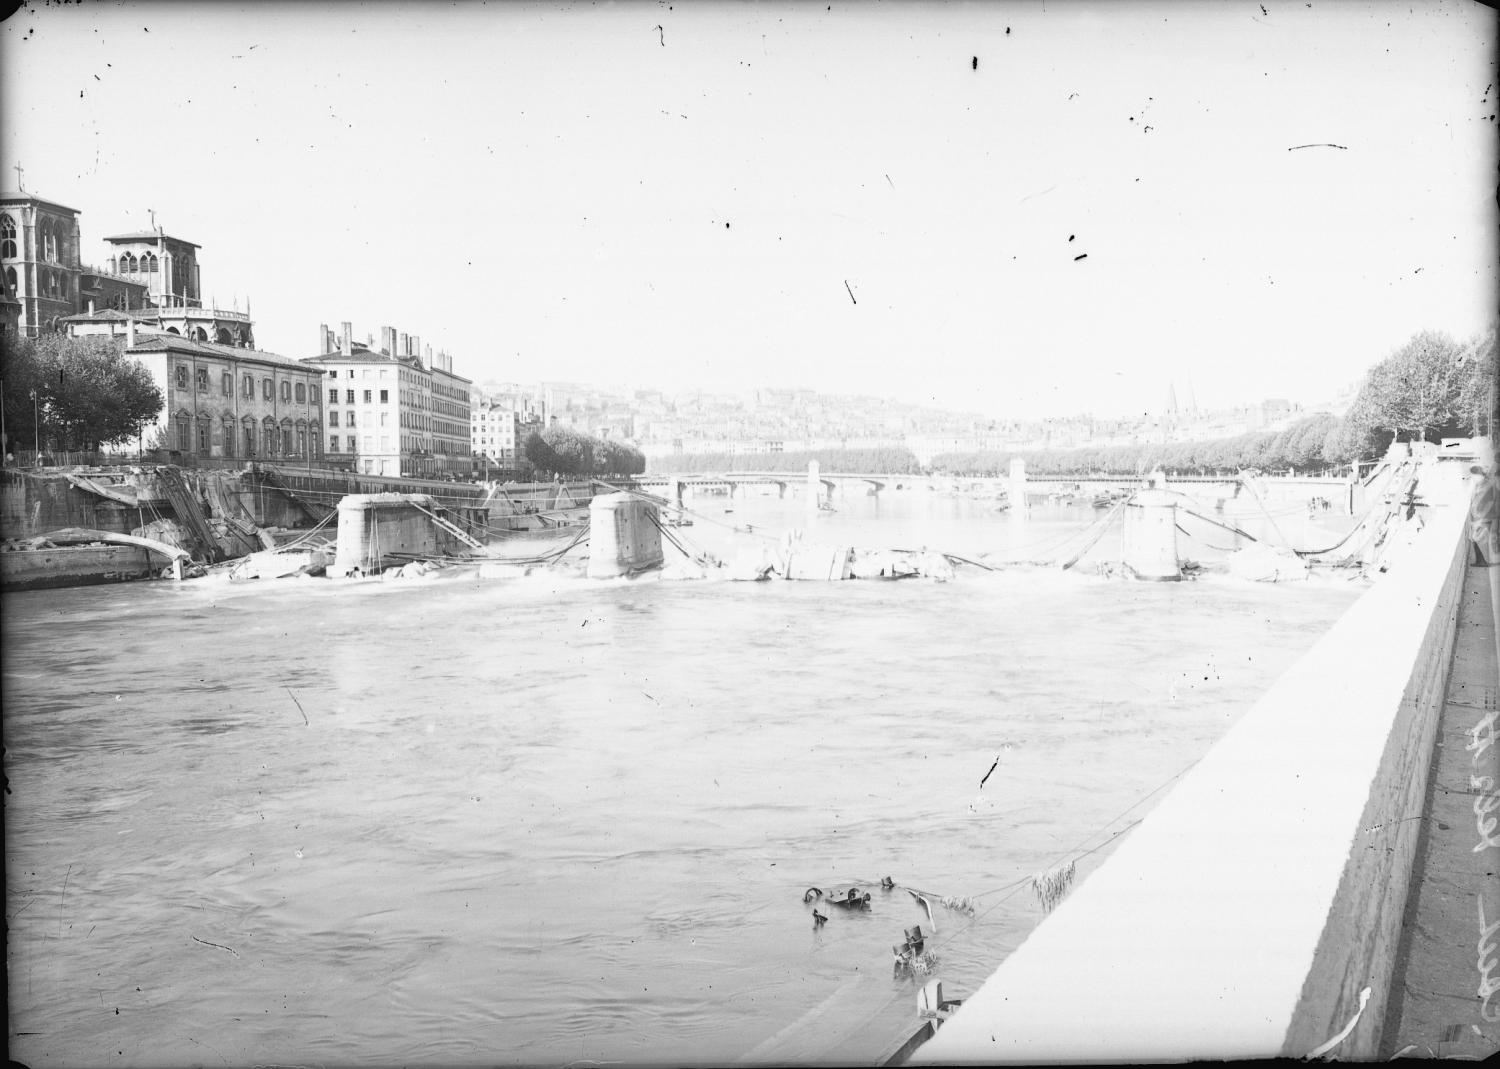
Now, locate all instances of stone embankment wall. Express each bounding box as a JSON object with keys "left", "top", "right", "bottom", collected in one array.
[
  {"left": 912, "top": 459, "right": 1474, "bottom": 1064},
  {"left": 1, "top": 467, "right": 596, "bottom": 543}
]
